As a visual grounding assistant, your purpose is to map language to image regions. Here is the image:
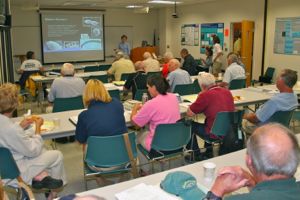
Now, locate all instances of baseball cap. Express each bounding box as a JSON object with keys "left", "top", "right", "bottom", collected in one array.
[{"left": 160, "top": 171, "right": 205, "bottom": 200}]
